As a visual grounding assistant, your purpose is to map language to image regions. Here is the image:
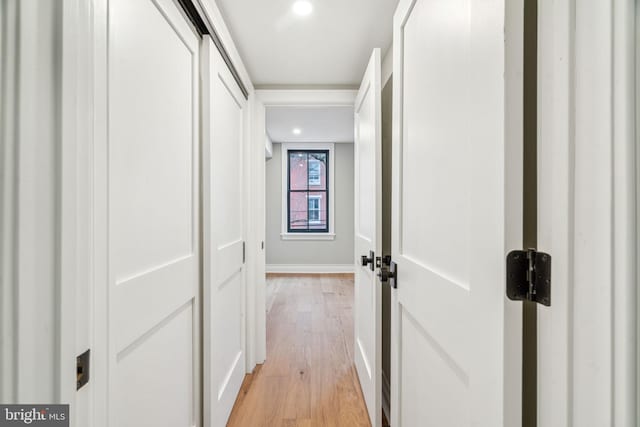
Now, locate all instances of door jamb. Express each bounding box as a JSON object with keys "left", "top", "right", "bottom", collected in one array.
[
  {"left": 536, "top": 0, "right": 638, "bottom": 424},
  {"left": 252, "top": 89, "right": 357, "bottom": 366}
]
